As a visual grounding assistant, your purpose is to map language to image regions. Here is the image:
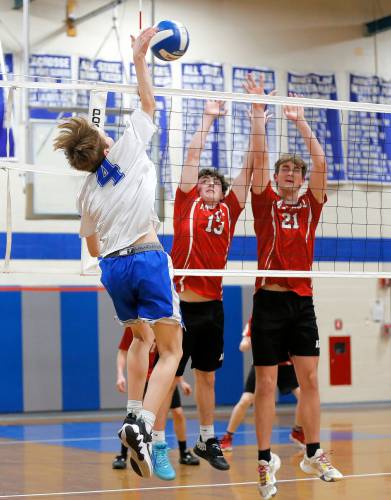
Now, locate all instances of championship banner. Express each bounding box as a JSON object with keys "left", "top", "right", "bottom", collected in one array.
[
  {"left": 130, "top": 62, "right": 173, "bottom": 197},
  {"left": 348, "top": 74, "right": 391, "bottom": 183},
  {"left": 78, "top": 58, "right": 123, "bottom": 133},
  {"left": 287, "top": 73, "right": 345, "bottom": 181},
  {"left": 0, "top": 53, "right": 15, "bottom": 157},
  {"left": 232, "top": 66, "right": 277, "bottom": 174},
  {"left": 29, "top": 54, "right": 73, "bottom": 119},
  {"left": 181, "top": 63, "right": 227, "bottom": 174}
]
